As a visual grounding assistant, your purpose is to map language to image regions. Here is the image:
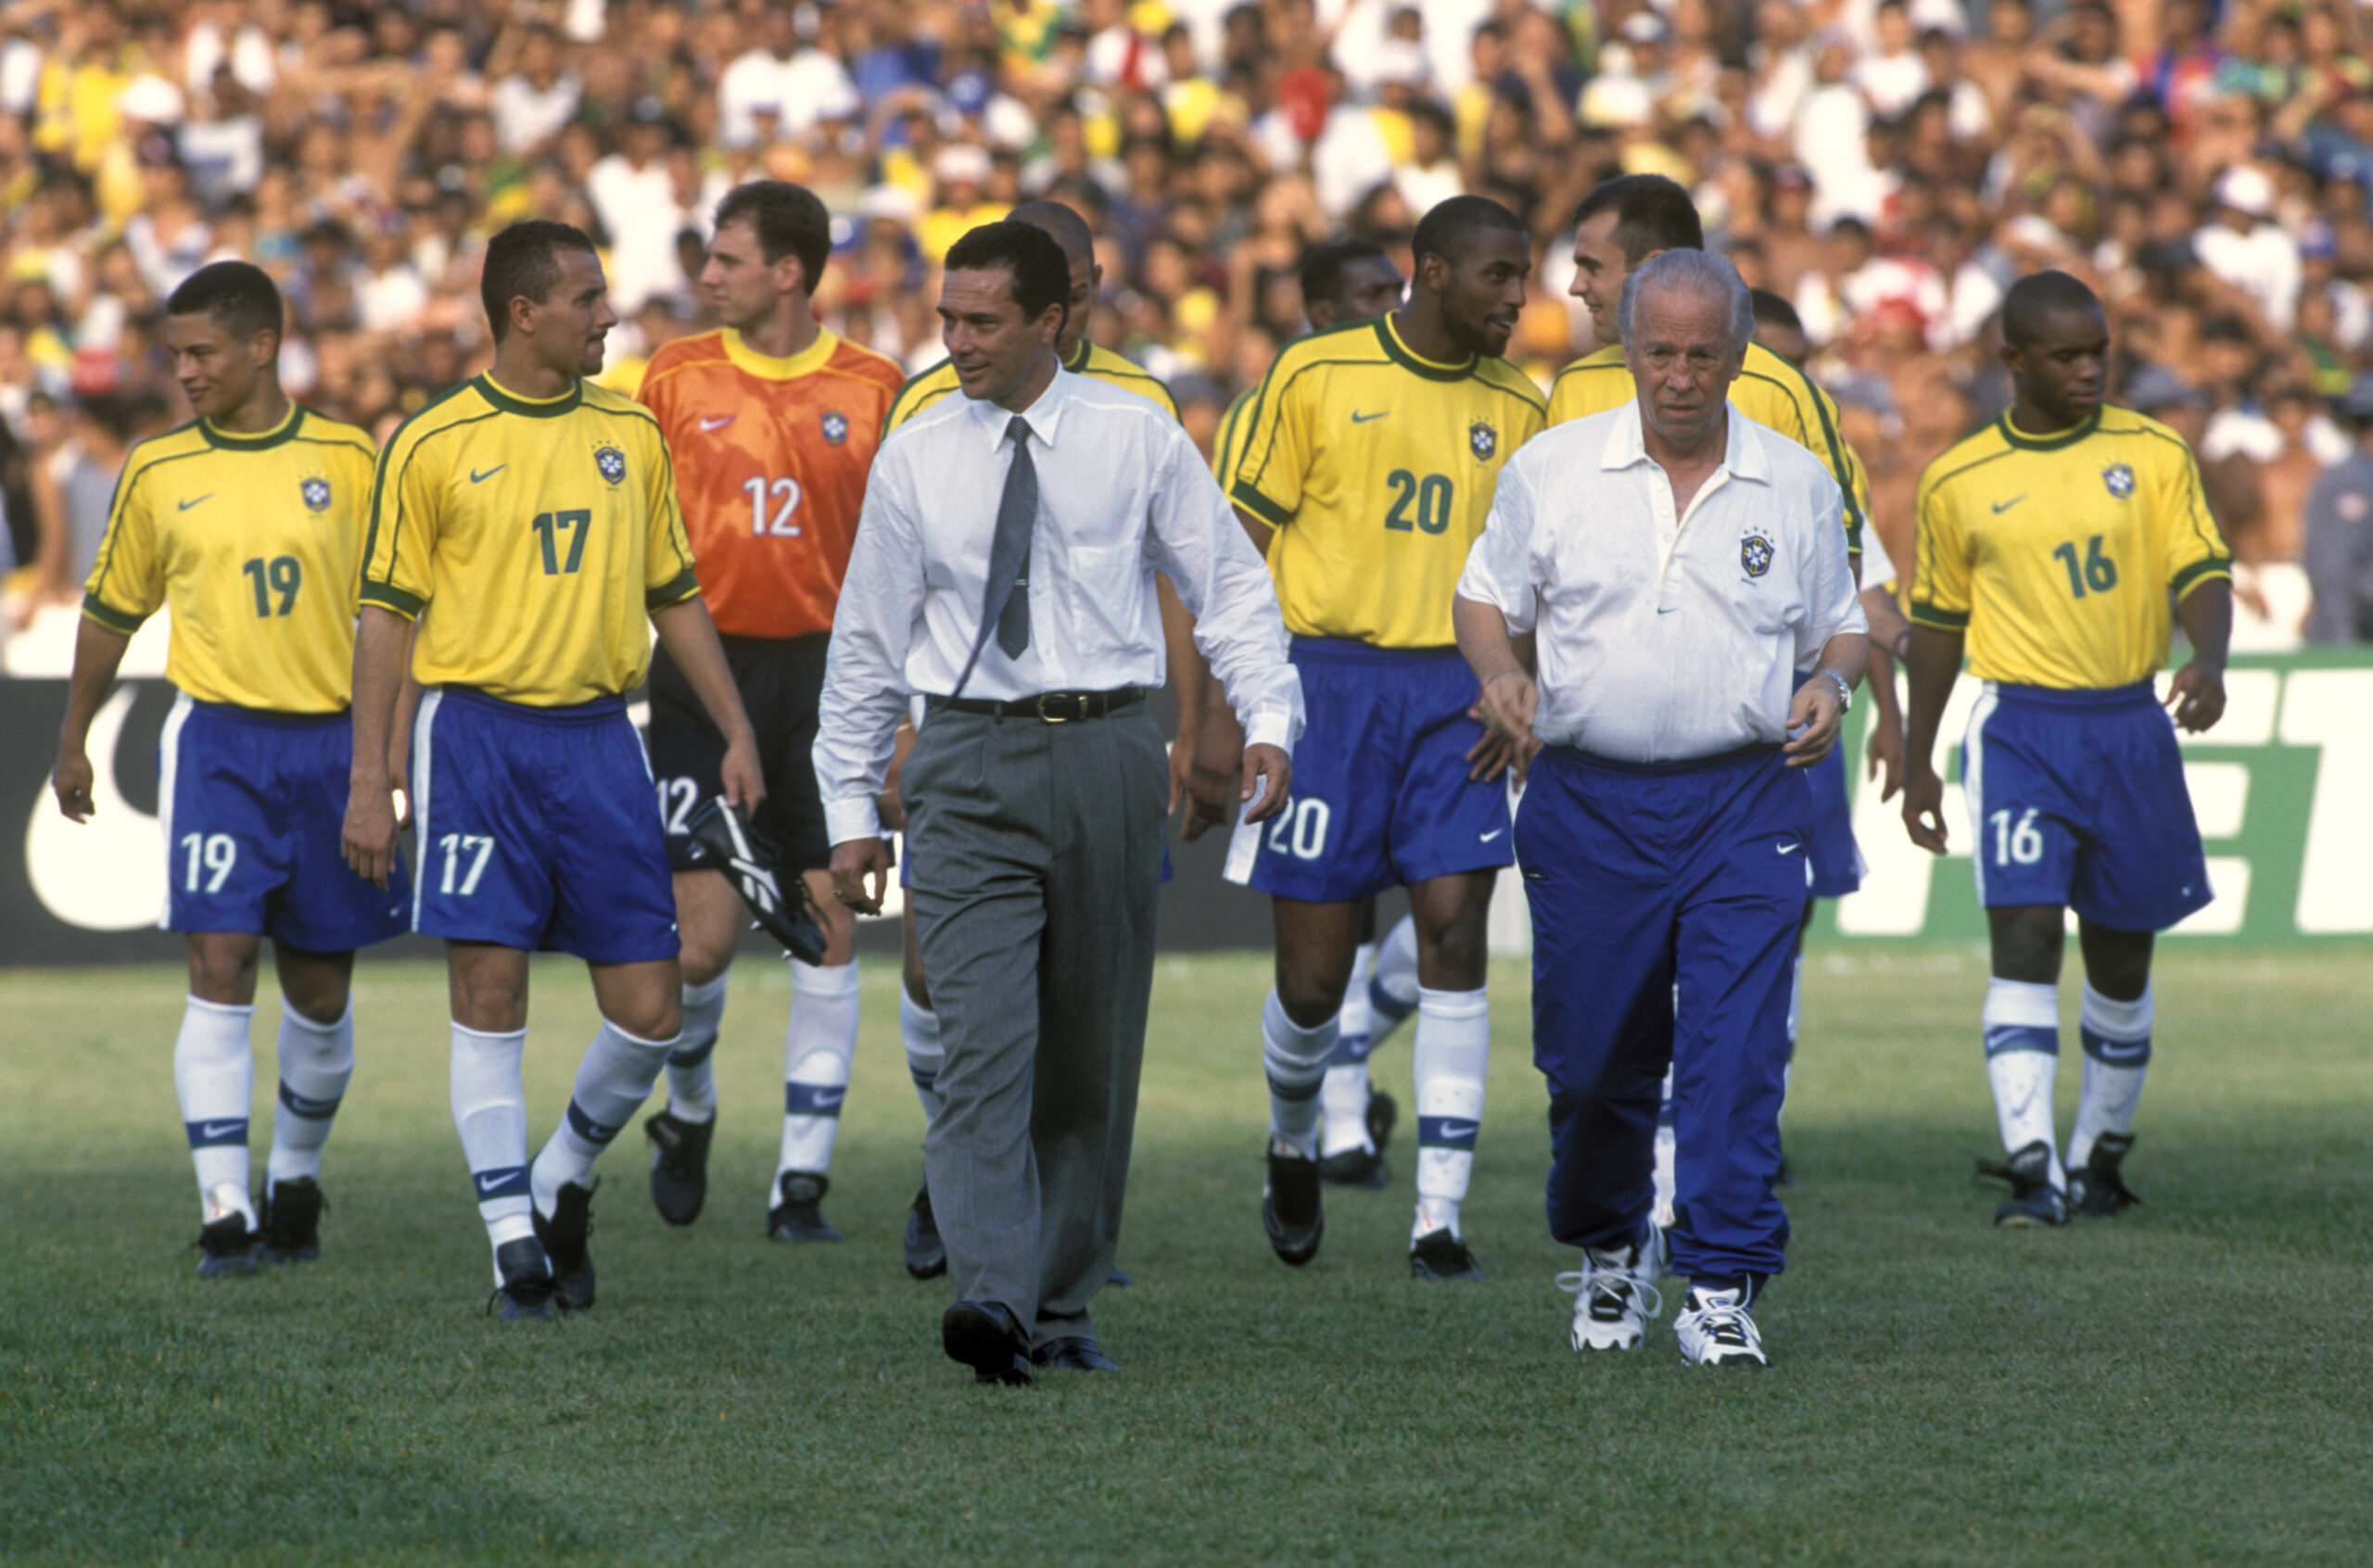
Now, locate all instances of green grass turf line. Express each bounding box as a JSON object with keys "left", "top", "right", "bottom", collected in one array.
[{"left": 0, "top": 949, "right": 2367, "bottom": 1565}]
